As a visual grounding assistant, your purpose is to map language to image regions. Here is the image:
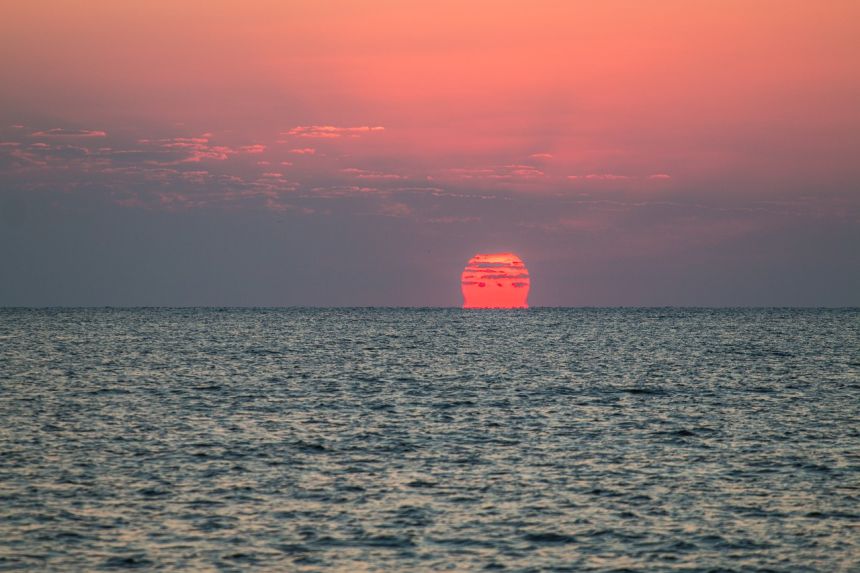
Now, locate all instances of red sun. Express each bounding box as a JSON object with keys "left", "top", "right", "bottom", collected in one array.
[{"left": 461, "top": 252, "right": 530, "bottom": 308}]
